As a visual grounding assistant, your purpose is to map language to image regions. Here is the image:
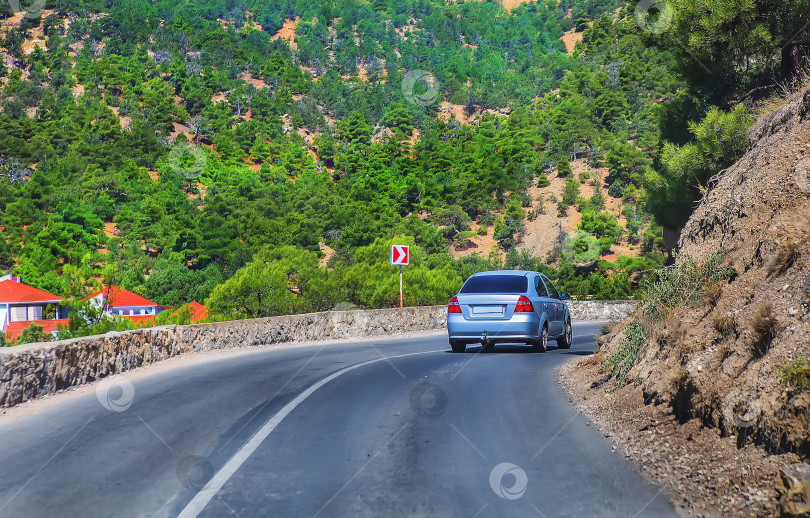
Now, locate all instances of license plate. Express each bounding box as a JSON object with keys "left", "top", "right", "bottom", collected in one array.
[{"left": 471, "top": 305, "right": 505, "bottom": 315}]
